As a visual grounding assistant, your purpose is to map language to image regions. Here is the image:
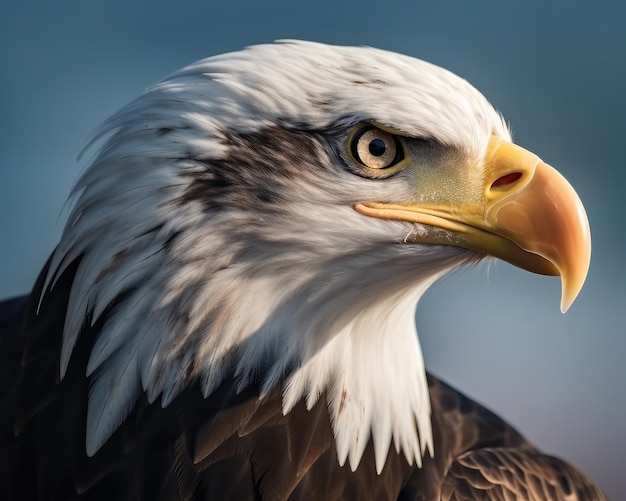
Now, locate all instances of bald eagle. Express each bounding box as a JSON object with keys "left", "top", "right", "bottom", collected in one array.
[{"left": 0, "top": 41, "right": 604, "bottom": 500}]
